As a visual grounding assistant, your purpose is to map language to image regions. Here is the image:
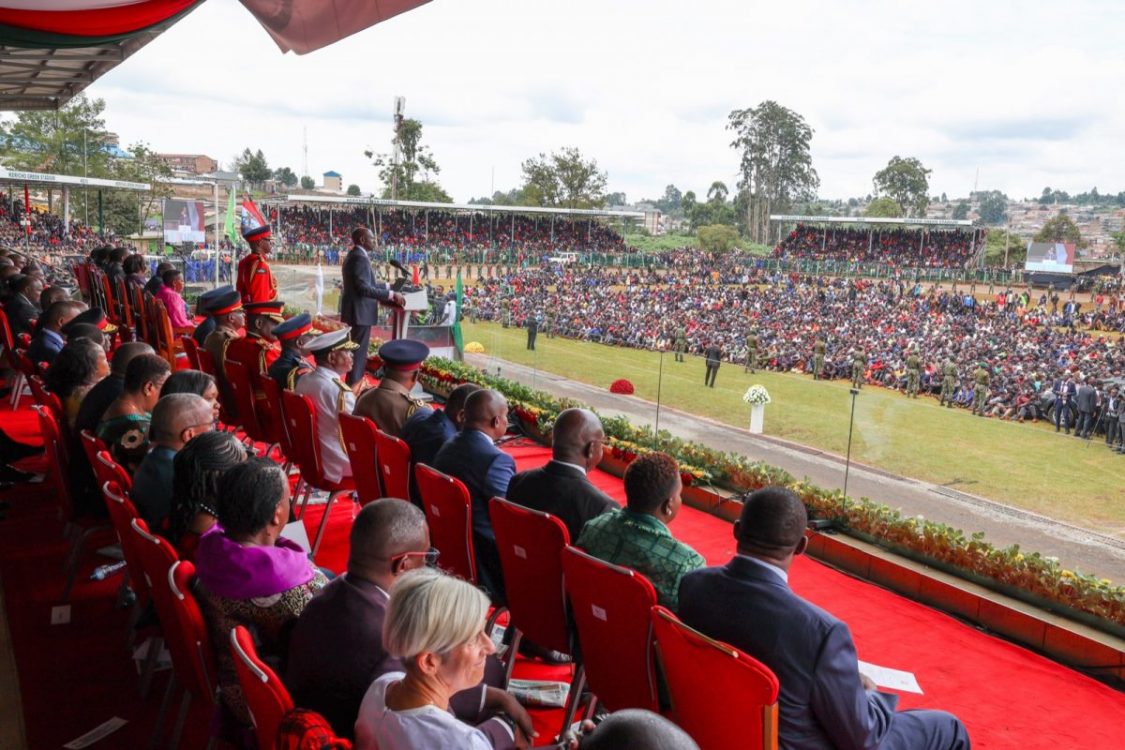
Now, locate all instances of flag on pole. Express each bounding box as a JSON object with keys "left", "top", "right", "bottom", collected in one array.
[
  {"left": 411, "top": 264, "right": 420, "bottom": 286},
  {"left": 22, "top": 185, "right": 30, "bottom": 235},
  {"left": 223, "top": 188, "right": 239, "bottom": 246},
  {"left": 315, "top": 263, "right": 324, "bottom": 316},
  {"left": 452, "top": 269, "right": 464, "bottom": 360}
]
